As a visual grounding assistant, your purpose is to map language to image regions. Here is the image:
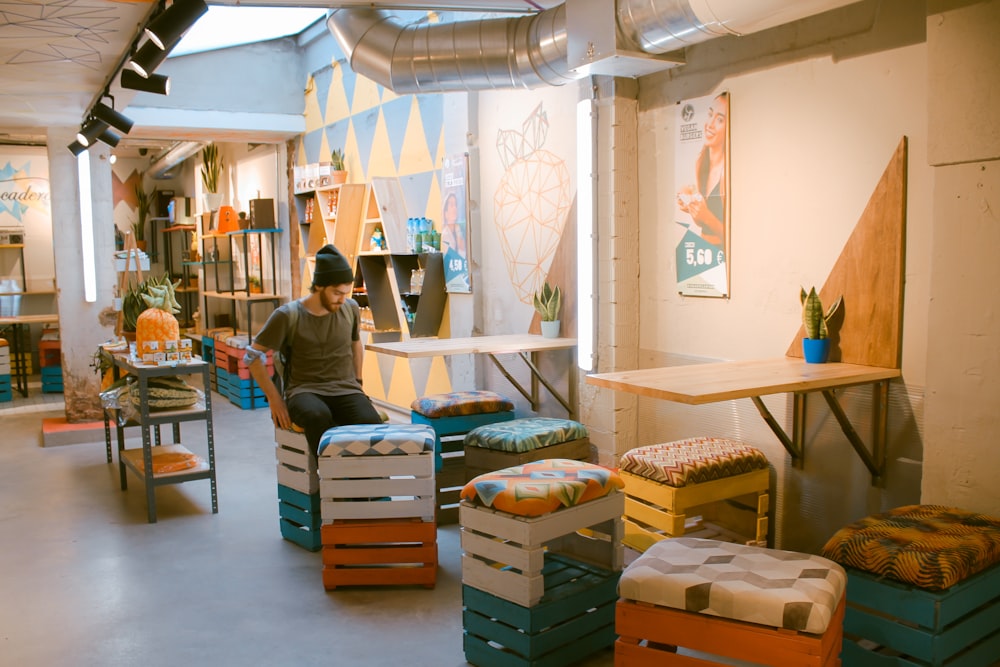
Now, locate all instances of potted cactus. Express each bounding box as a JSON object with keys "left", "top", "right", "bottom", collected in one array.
[
  {"left": 201, "top": 143, "right": 224, "bottom": 210},
  {"left": 533, "top": 281, "right": 562, "bottom": 338},
  {"left": 330, "top": 148, "right": 347, "bottom": 185},
  {"left": 800, "top": 286, "right": 842, "bottom": 363}
]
